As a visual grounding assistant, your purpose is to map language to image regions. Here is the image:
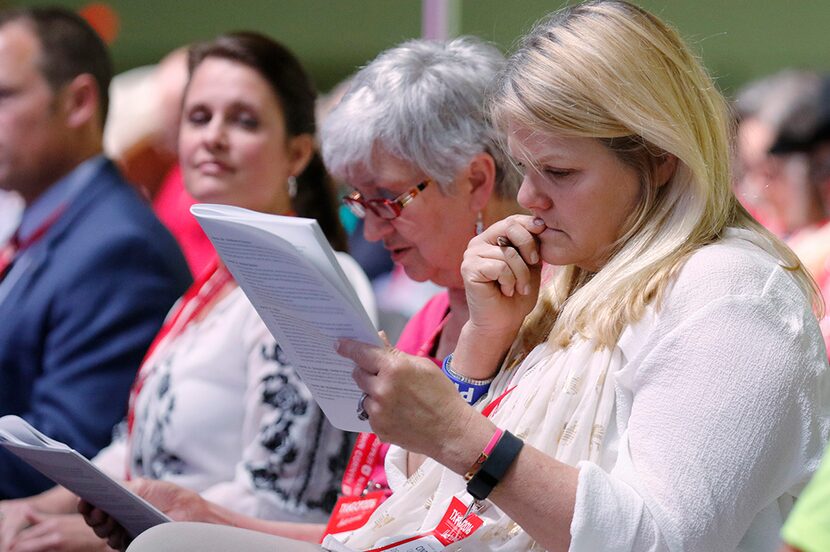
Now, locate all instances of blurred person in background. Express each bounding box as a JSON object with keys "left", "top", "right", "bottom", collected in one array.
[
  {"left": 0, "top": 6, "right": 191, "bottom": 499},
  {"left": 766, "top": 75, "right": 830, "bottom": 357},
  {"left": 779, "top": 449, "right": 830, "bottom": 552},
  {"left": 779, "top": 444, "right": 830, "bottom": 552},
  {"left": 103, "top": 51, "right": 181, "bottom": 199},
  {"left": 733, "top": 70, "right": 825, "bottom": 237},
  {"left": 79, "top": 35, "right": 523, "bottom": 551},
  {"left": 0, "top": 31, "right": 374, "bottom": 552},
  {"left": 105, "top": 47, "right": 215, "bottom": 277}
]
